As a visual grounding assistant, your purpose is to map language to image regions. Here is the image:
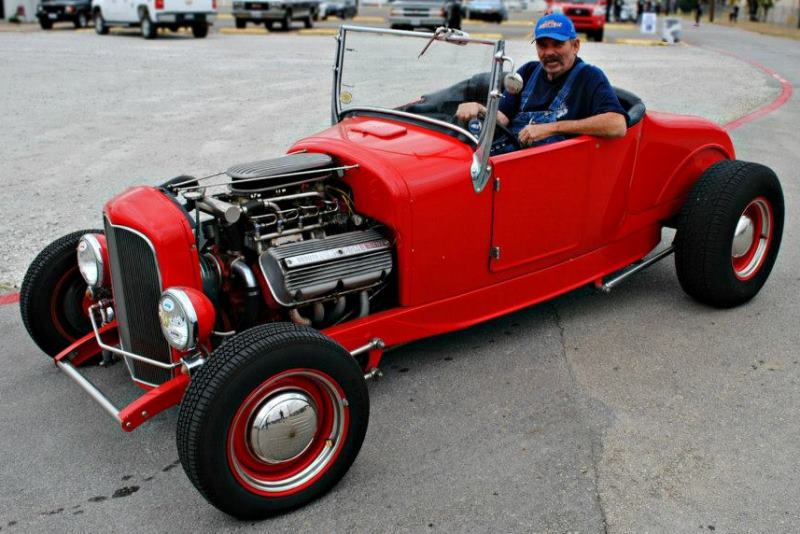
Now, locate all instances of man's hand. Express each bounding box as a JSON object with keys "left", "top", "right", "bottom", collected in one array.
[
  {"left": 518, "top": 113, "right": 627, "bottom": 146},
  {"left": 455, "top": 102, "right": 486, "bottom": 122},
  {"left": 517, "top": 123, "right": 560, "bottom": 146}
]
